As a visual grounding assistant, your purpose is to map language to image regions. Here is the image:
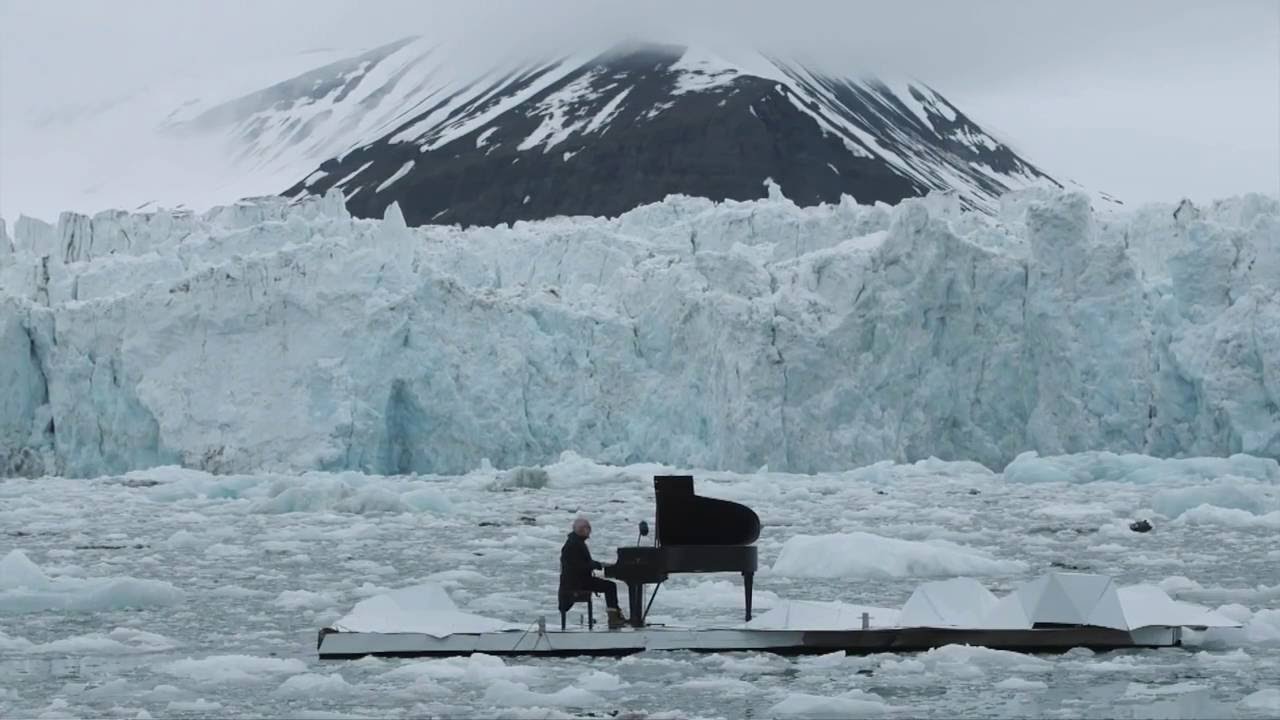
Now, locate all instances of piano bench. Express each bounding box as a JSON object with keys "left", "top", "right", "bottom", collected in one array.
[{"left": 559, "top": 591, "right": 594, "bottom": 631}]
